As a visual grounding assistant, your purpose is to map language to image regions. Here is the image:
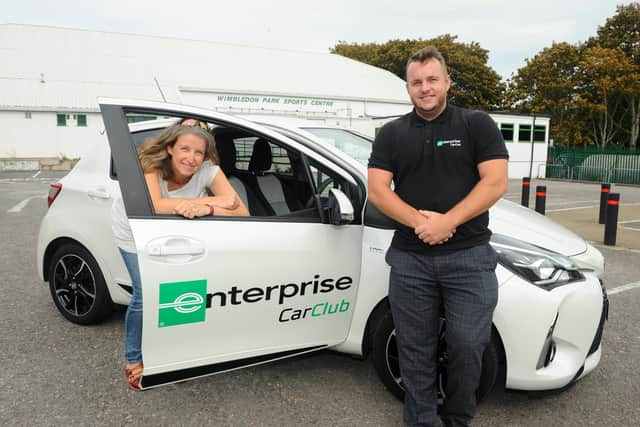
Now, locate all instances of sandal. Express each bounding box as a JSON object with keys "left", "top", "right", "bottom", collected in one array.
[{"left": 124, "top": 363, "right": 143, "bottom": 391}]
